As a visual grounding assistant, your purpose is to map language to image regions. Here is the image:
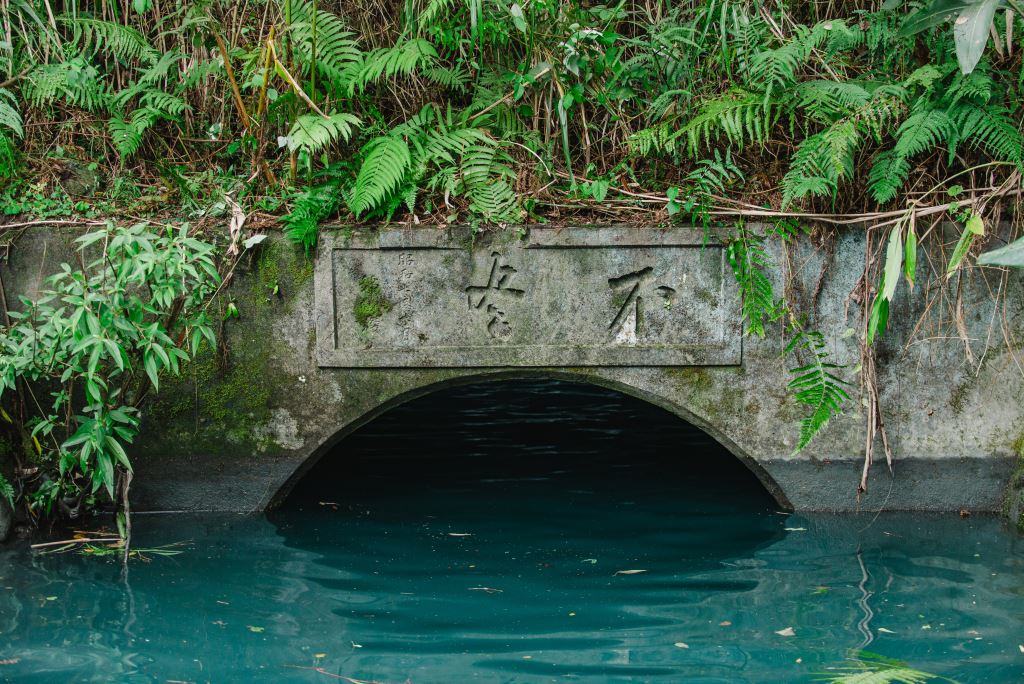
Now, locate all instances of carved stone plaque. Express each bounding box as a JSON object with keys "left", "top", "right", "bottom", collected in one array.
[{"left": 315, "top": 226, "right": 742, "bottom": 367}]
